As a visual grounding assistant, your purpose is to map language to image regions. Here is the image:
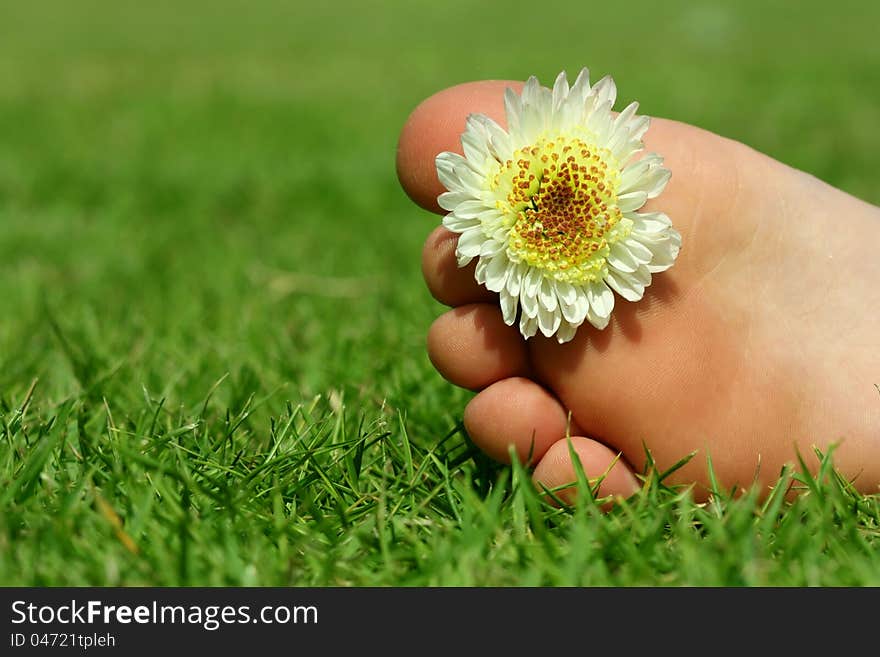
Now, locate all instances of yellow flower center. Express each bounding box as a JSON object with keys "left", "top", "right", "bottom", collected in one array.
[{"left": 493, "top": 137, "right": 631, "bottom": 285}]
